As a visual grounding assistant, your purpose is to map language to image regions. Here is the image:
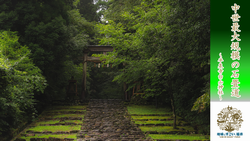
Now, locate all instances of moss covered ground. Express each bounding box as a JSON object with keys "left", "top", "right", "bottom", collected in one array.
[
  {"left": 127, "top": 105, "right": 171, "bottom": 115},
  {"left": 127, "top": 104, "right": 210, "bottom": 141},
  {"left": 12, "top": 105, "right": 86, "bottom": 141},
  {"left": 12, "top": 103, "right": 210, "bottom": 141}
]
